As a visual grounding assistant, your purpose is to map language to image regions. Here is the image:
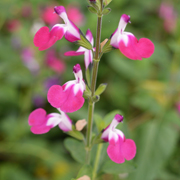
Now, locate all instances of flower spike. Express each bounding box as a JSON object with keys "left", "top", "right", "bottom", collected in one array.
[
  {"left": 33, "top": 6, "right": 81, "bottom": 51},
  {"left": 28, "top": 108, "right": 72, "bottom": 134},
  {"left": 64, "top": 29, "right": 94, "bottom": 69},
  {"left": 101, "top": 114, "right": 136, "bottom": 164},
  {"left": 110, "top": 14, "right": 154, "bottom": 60},
  {"left": 47, "top": 64, "right": 86, "bottom": 113}
]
